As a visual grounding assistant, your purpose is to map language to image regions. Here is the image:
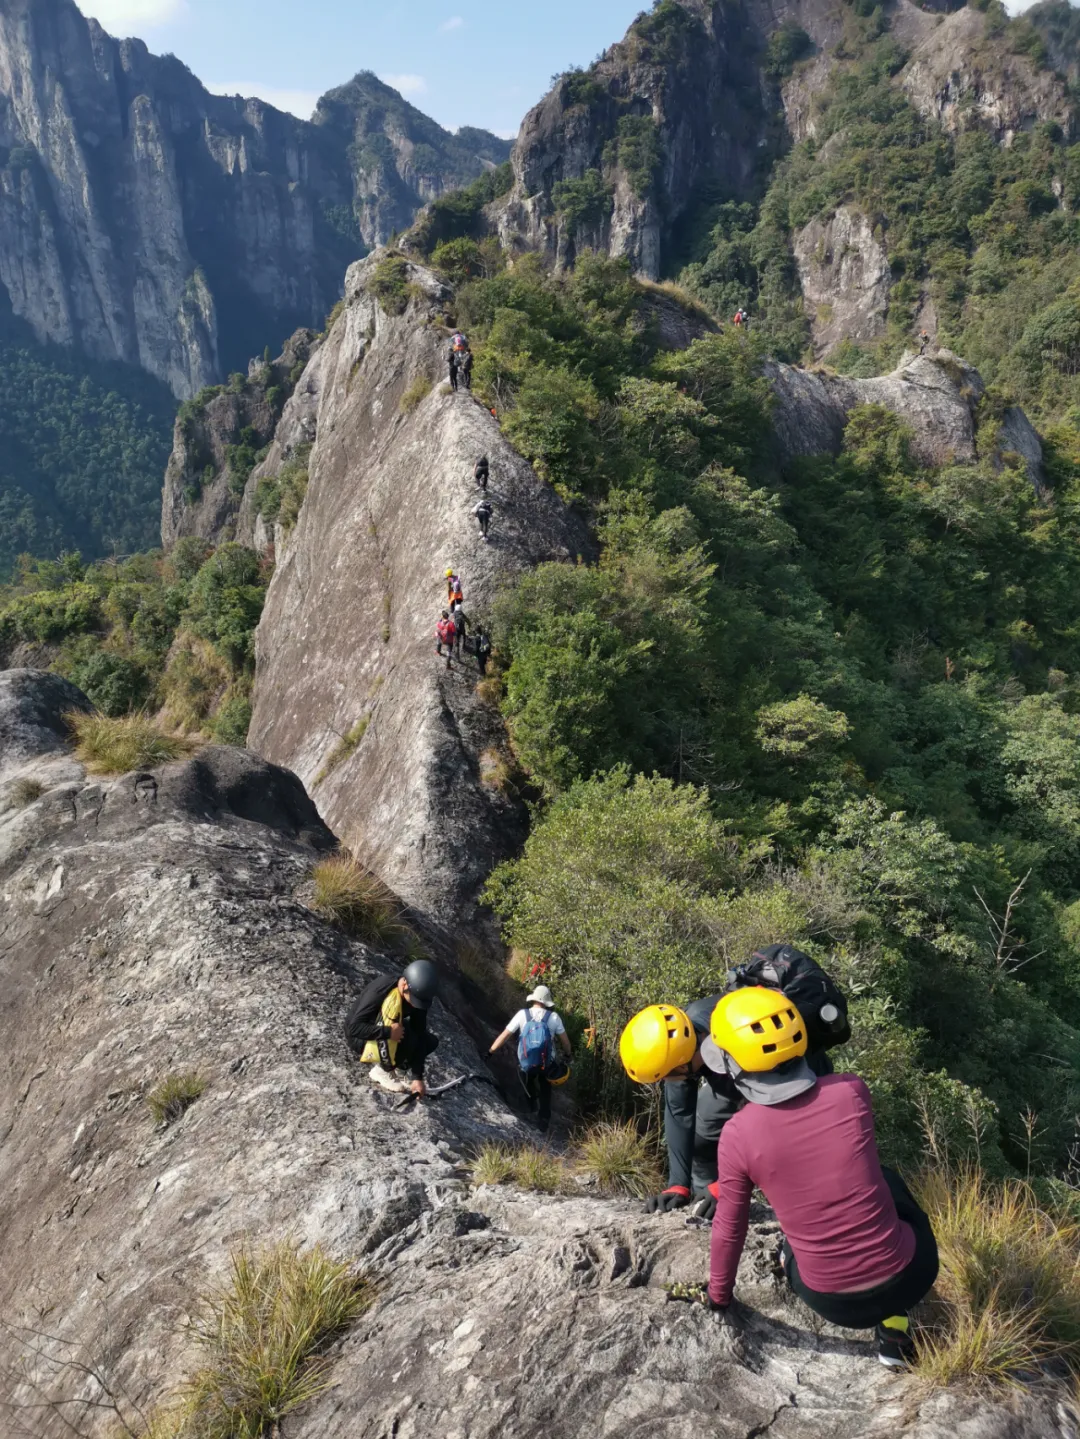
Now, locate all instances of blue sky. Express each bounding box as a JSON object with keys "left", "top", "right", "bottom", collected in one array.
[{"left": 75, "top": 0, "right": 652, "bottom": 137}]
